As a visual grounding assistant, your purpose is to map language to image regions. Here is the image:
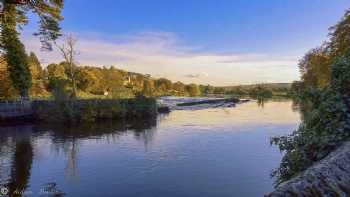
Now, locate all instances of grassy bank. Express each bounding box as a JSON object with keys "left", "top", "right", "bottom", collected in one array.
[{"left": 31, "top": 97, "right": 157, "bottom": 123}]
